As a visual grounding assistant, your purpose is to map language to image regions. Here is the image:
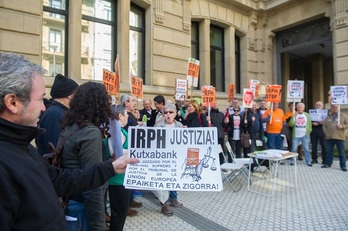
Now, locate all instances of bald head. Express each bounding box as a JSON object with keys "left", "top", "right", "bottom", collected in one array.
[{"left": 315, "top": 101, "right": 323, "bottom": 109}]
